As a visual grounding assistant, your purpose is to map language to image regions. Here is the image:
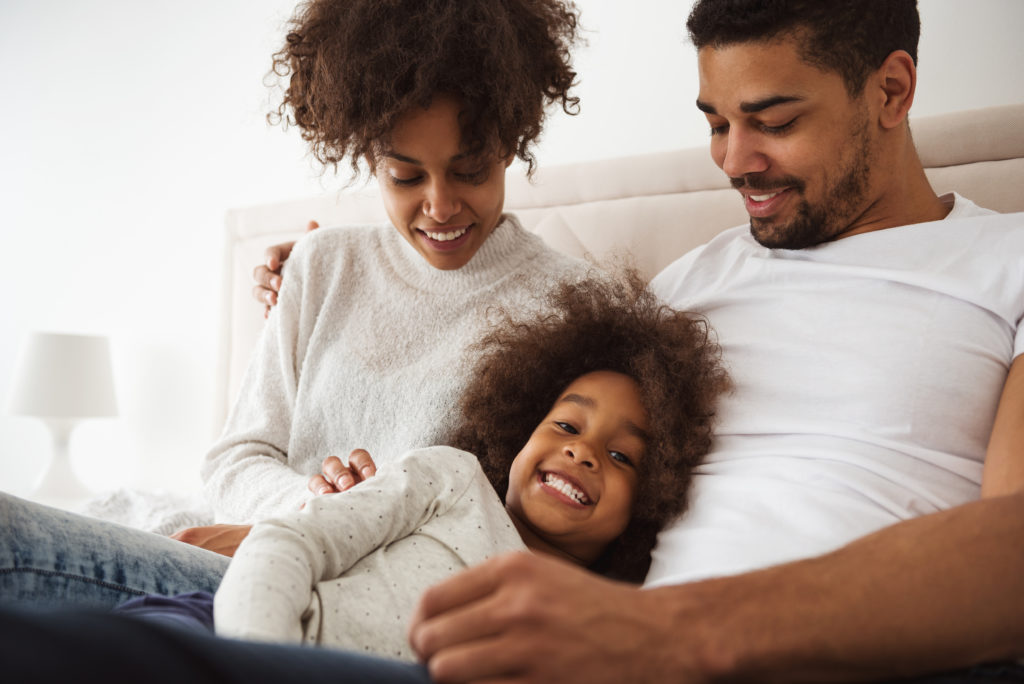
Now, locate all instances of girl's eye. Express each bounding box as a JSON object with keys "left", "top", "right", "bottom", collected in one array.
[
  {"left": 388, "top": 175, "right": 421, "bottom": 187},
  {"left": 554, "top": 421, "right": 578, "bottom": 435},
  {"left": 609, "top": 451, "right": 634, "bottom": 467}
]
